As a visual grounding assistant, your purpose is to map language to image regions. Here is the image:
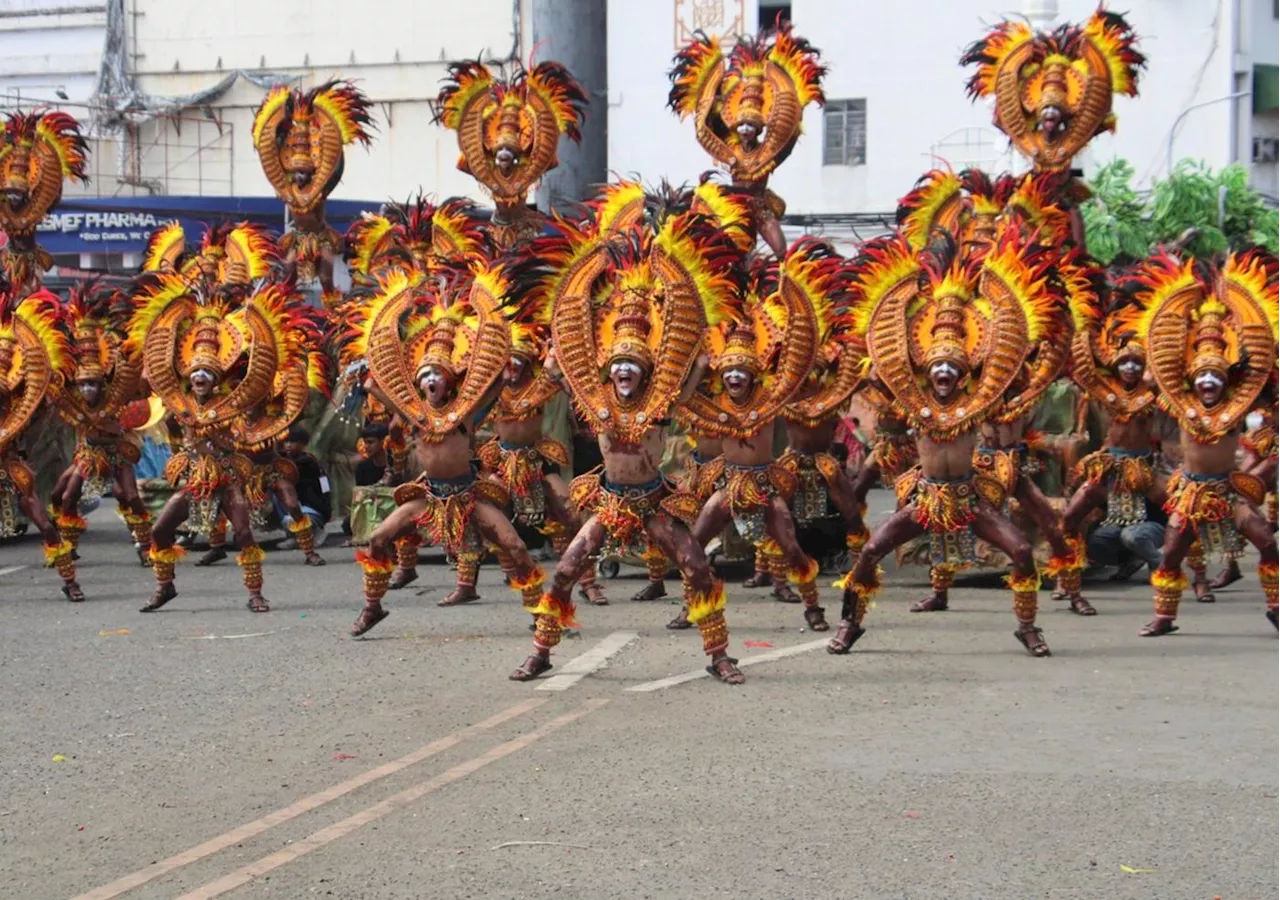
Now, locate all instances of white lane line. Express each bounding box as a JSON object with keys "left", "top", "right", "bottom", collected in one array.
[
  {"left": 536, "top": 631, "right": 639, "bottom": 692},
  {"left": 0, "top": 565, "right": 27, "bottom": 578},
  {"left": 625, "top": 638, "right": 830, "bottom": 693}
]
